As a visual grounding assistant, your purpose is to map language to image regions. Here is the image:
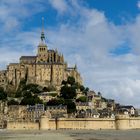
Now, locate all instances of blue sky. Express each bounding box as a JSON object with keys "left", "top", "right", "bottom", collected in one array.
[{"left": 1, "top": 0, "right": 140, "bottom": 106}]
